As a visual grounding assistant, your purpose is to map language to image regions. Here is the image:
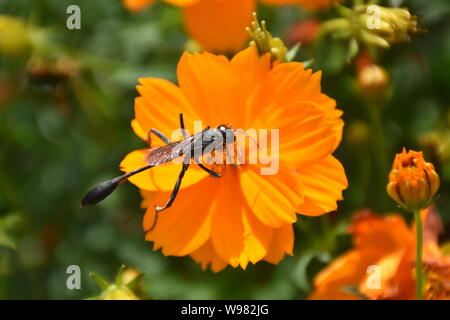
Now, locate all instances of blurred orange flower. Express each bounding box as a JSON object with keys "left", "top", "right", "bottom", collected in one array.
[
  {"left": 120, "top": 46, "right": 346, "bottom": 271},
  {"left": 123, "top": 0, "right": 254, "bottom": 52},
  {"left": 260, "top": 0, "right": 341, "bottom": 11},
  {"left": 309, "top": 207, "right": 450, "bottom": 300},
  {"left": 122, "top": 0, "right": 155, "bottom": 12},
  {"left": 122, "top": 0, "right": 340, "bottom": 52}
]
